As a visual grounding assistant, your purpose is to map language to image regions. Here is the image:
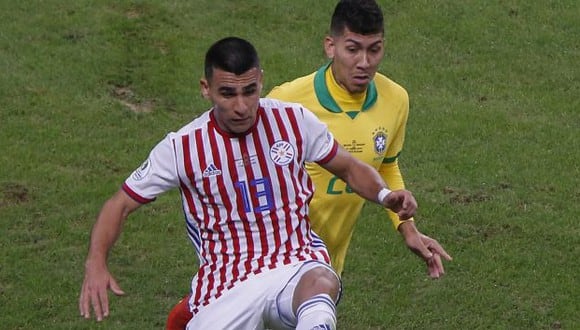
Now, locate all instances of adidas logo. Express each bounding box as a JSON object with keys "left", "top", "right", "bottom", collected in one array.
[{"left": 202, "top": 163, "right": 222, "bottom": 177}]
